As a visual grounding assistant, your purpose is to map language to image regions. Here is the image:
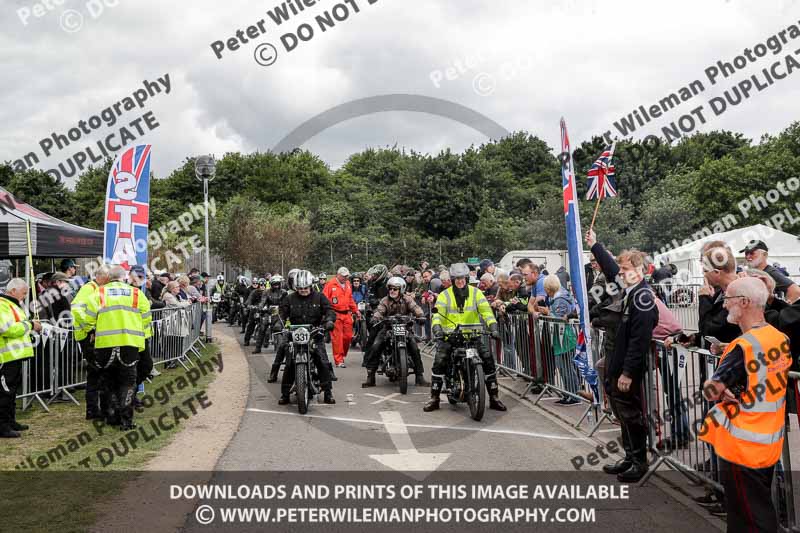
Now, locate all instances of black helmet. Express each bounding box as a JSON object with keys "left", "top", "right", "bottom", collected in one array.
[{"left": 367, "top": 264, "right": 388, "bottom": 284}]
